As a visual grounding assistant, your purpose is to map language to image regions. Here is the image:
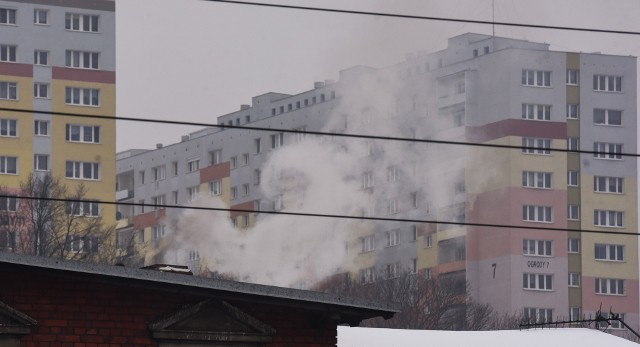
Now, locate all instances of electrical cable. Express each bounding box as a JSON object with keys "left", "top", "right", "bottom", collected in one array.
[
  {"left": 1, "top": 194, "right": 637, "bottom": 238},
  {"left": 202, "top": 0, "right": 640, "bottom": 36},
  {"left": 1, "top": 106, "right": 639, "bottom": 158}
]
